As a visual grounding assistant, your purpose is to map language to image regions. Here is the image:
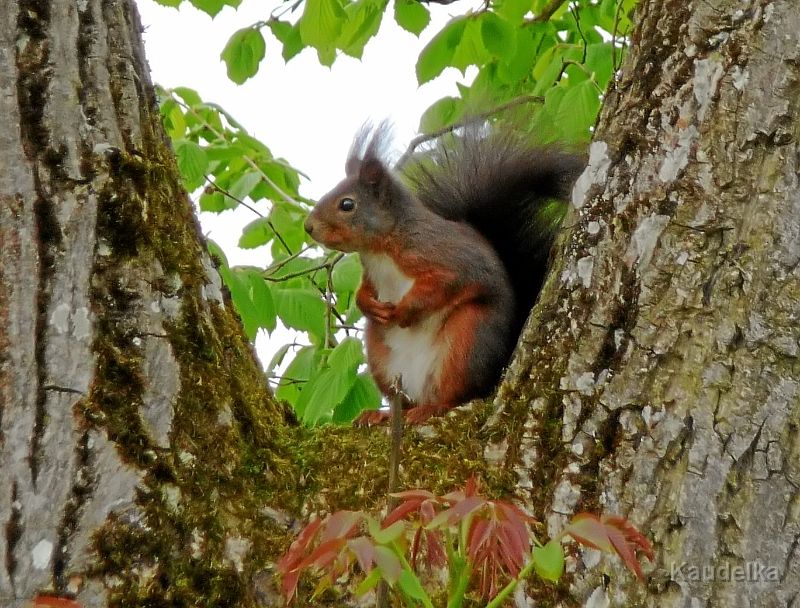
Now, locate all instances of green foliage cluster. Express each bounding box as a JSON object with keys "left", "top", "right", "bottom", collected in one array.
[
  {"left": 158, "top": 85, "right": 379, "bottom": 424},
  {"left": 154, "top": 0, "right": 636, "bottom": 425}
]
